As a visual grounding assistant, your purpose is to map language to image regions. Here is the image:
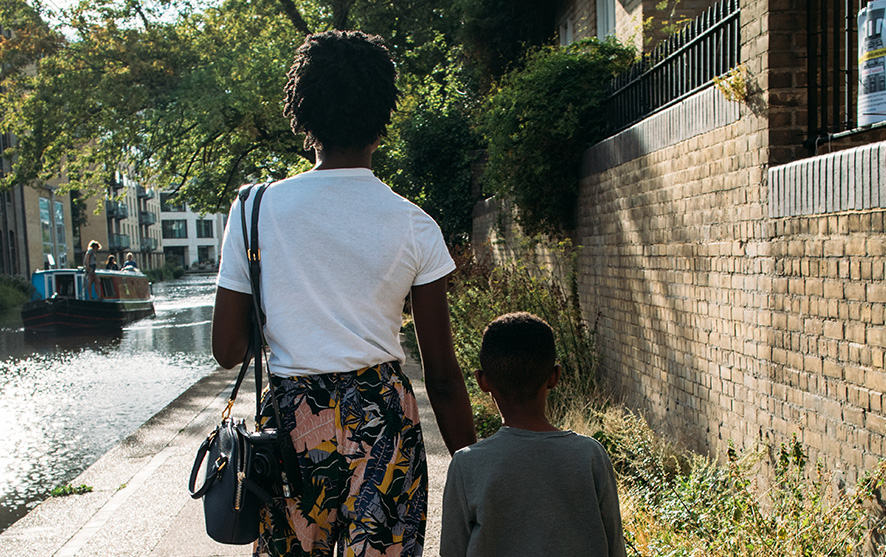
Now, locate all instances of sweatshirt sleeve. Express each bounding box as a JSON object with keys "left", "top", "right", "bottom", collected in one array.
[
  {"left": 440, "top": 455, "right": 471, "bottom": 556},
  {"left": 594, "top": 446, "right": 627, "bottom": 557}
]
